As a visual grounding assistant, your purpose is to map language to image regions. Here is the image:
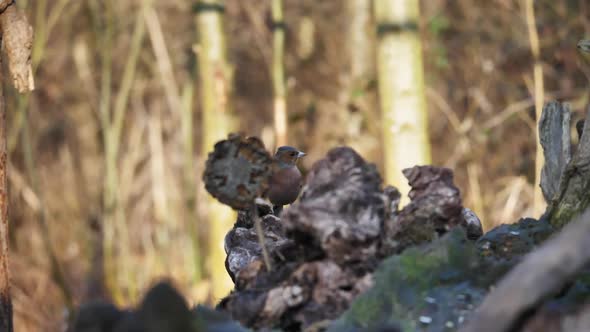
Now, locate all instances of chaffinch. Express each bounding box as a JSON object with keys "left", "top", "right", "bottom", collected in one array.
[{"left": 267, "top": 146, "right": 306, "bottom": 215}]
